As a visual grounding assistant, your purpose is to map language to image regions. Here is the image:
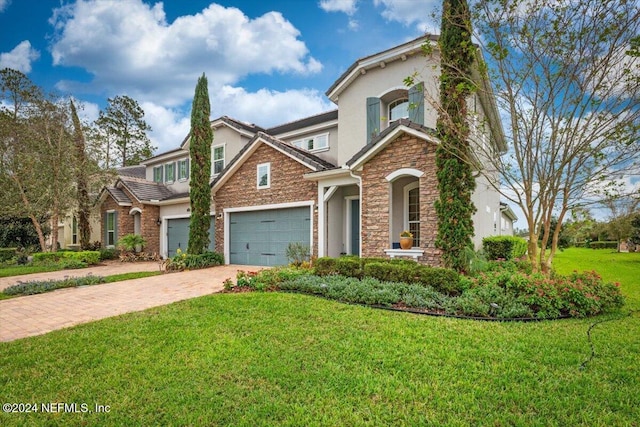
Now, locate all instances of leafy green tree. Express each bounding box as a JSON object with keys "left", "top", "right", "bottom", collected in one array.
[
  {"left": 434, "top": 0, "right": 477, "bottom": 272},
  {"left": 70, "top": 100, "right": 92, "bottom": 249},
  {"left": 188, "top": 74, "right": 213, "bottom": 255},
  {"left": 0, "top": 68, "right": 74, "bottom": 251},
  {"left": 95, "top": 95, "right": 154, "bottom": 167},
  {"left": 472, "top": 0, "right": 640, "bottom": 272}
]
